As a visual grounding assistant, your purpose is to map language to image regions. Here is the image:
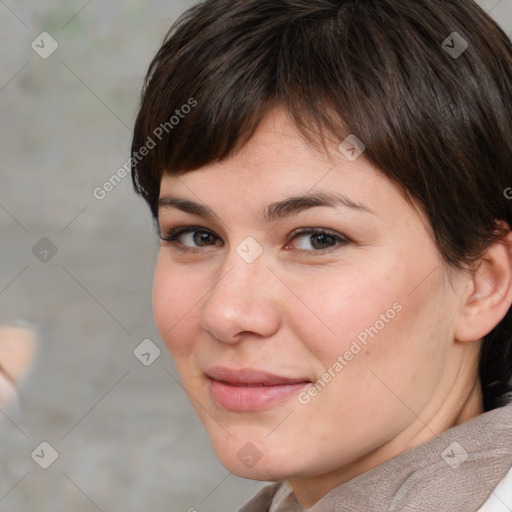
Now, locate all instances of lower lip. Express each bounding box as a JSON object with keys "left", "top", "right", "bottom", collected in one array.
[{"left": 209, "top": 379, "right": 309, "bottom": 411}]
